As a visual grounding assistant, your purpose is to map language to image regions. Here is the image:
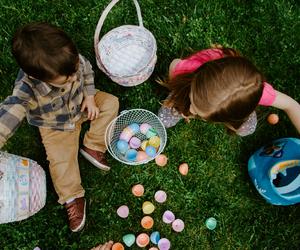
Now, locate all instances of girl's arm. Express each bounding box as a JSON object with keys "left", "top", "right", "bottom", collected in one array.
[{"left": 271, "top": 90, "right": 300, "bottom": 133}]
